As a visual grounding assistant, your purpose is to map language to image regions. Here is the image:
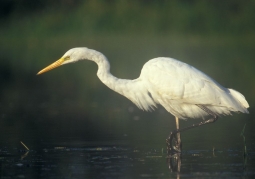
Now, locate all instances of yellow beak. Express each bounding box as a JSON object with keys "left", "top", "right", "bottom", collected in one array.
[{"left": 37, "top": 58, "right": 64, "bottom": 75}]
